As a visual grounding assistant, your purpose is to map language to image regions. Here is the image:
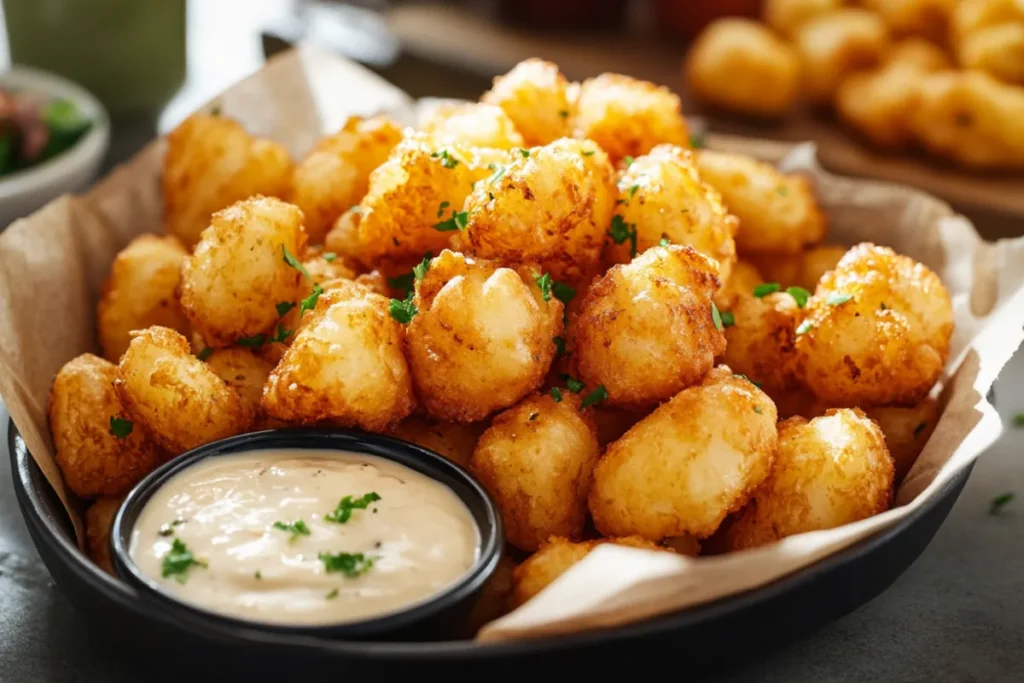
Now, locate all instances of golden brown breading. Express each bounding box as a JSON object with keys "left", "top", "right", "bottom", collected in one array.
[
  {"left": 863, "top": 0, "right": 956, "bottom": 42},
  {"left": 49, "top": 354, "right": 165, "bottom": 498},
  {"left": 744, "top": 245, "right": 848, "bottom": 294},
  {"left": 86, "top": 495, "right": 123, "bottom": 575},
  {"left": 764, "top": 0, "right": 843, "bottom": 37},
  {"left": 163, "top": 113, "right": 293, "bottom": 249},
  {"left": 420, "top": 102, "right": 525, "bottom": 150},
  {"left": 720, "top": 291, "right": 802, "bottom": 395},
  {"left": 589, "top": 367, "right": 778, "bottom": 540},
  {"left": 794, "top": 9, "right": 890, "bottom": 104},
  {"left": 886, "top": 36, "right": 954, "bottom": 71},
  {"left": 388, "top": 415, "right": 486, "bottom": 470},
  {"left": 864, "top": 397, "right": 940, "bottom": 483},
  {"left": 482, "top": 58, "right": 573, "bottom": 147},
  {"left": 715, "top": 259, "right": 766, "bottom": 311},
  {"left": 97, "top": 234, "right": 190, "bottom": 363},
  {"left": 203, "top": 348, "right": 275, "bottom": 422}
]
